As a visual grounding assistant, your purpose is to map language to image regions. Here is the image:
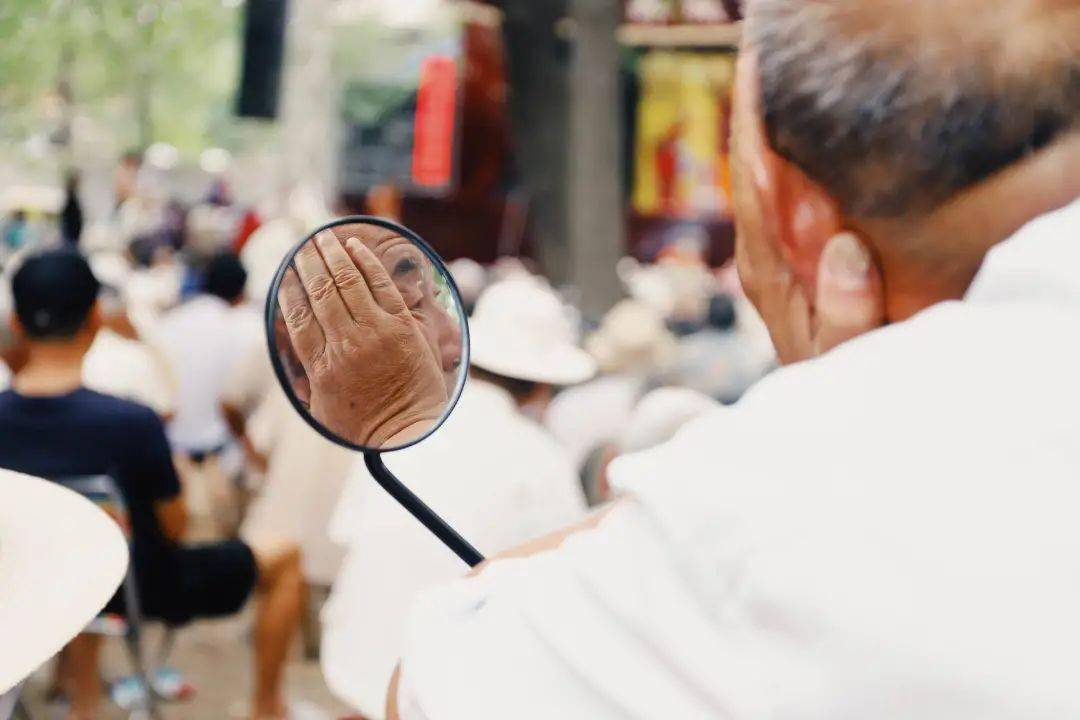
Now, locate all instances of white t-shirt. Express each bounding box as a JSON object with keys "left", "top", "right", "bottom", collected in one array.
[
  {"left": 321, "top": 379, "right": 588, "bottom": 718},
  {"left": 151, "top": 295, "right": 261, "bottom": 451},
  {"left": 395, "top": 198, "right": 1080, "bottom": 719},
  {"left": 82, "top": 328, "right": 176, "bottom": 417},
  {"left": 225, "top": 343, "right": 353, "bottom": 585},
  {"left": 545, "top": 373, "right": 648, "bottom": 469}
]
